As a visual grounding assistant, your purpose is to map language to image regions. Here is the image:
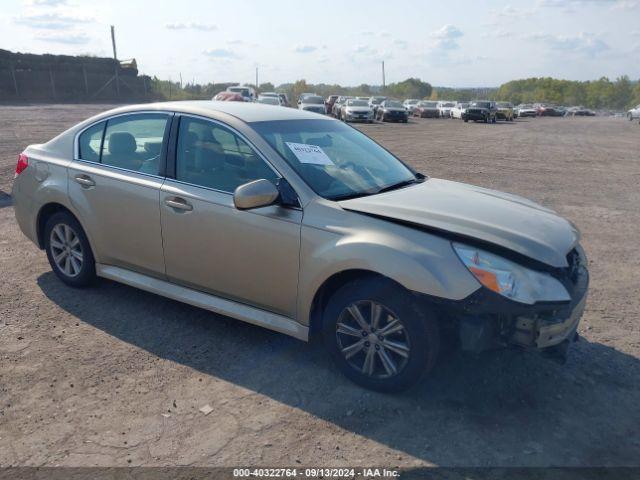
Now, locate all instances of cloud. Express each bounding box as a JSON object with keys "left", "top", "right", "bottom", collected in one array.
[
  {"left": 26, "top": 0, "right": 68, "bottom": 5},
  {"left": 481, "top": 29, "right": 515, "bottom": 39},
  {"left": 165, "top": 22, "right": 217, "bottom": 31},
  {"left": 490, "top": 4, "right": 535, "bottom": 18},
  {"left": 202, "top": 48, "right": 240, "bottom": 59},
  {"left": 35, "top": 31, "right": 90, "bottom": 44},
  {"left": 351, "top": 44, "right": 393, "bottom": 61},
  {"left": 393, "top": 39, "right": 408, "bottom": 49},
  {"left": 429, "top": 24, "right": 463, "bottom": 50},
  {"left": 293, "top": 45, "right": 317, "bottom": 53},
  {"left": 610, "top": 0, "right": 639, "bottom": 9},
  {"left": 525, "top": 32, "right": 610, "bottom": 56},
  {"left": 14, "top": 9, "right": 94, "bottom": 29}
]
